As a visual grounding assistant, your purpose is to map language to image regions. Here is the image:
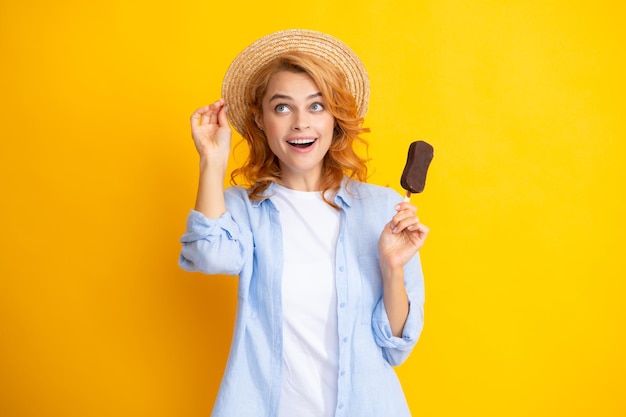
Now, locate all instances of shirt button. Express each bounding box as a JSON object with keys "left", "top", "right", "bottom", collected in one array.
[
  {"left": 340, "top": 302, "right": 346, "bottom": 308},
  {"left": 338, "top": 265, "right": 345, "bottom": 272},
  {"left": 338, "top": 403, "right": 344, "bottom": 409},
  {"left": 340, "top": 370, "right": 345, "bottom": 376},
  {"left": 343, "top": 337, "right": 348, "bottom": 343}
]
